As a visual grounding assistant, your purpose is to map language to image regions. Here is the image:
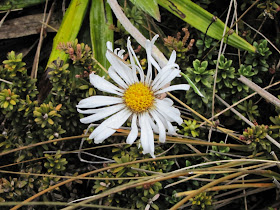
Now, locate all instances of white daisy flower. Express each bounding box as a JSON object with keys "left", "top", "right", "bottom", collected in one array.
[{"left": 77, "top": 35, "right": 190, "bottom": 157}]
